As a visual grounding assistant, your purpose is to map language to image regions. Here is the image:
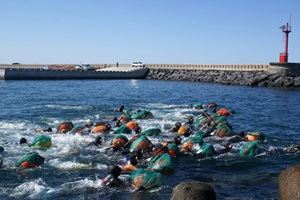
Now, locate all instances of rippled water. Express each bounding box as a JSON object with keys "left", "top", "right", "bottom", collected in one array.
[{"left": 0, "top": 79, "right": 300, "bottom": 200}]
